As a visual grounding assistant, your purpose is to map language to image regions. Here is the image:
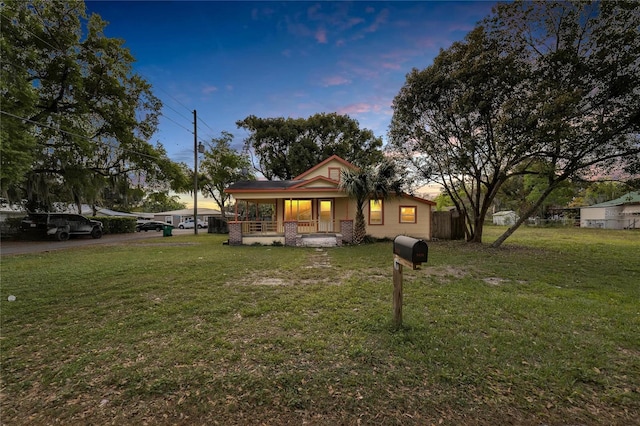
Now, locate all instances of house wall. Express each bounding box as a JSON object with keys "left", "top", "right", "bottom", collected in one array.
[
  {"left": 365, "top": 197, "right": 431, "bottom": 240},
  {"left": 581, "top": 206, "right": 623, "bottom": 229}
]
